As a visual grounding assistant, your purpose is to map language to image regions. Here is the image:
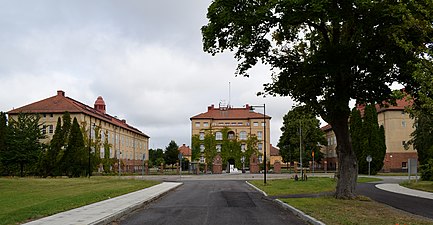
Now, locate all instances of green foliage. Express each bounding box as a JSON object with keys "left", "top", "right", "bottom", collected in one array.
[
  {"left": 164, "top": 140, "right": 179, "bottom": 166},
  {"left": 202, "top": 130, "right": 217, "bottom": 166},
  {"left": 408, "top": 113, "right": 433, "bottom": 166},
  {"left": 3, "top": 113, "right": 46, "bottom": 176},
  {"left": 101, "top": 130, "right": 115, "bottom": 173},
  {"left": 350, "top": 105, "right": 386, "bottom": 175},
  {"left": 62, "top": 117, "right": 86, "bottom": 177},
  {"left": 277, "top": 106, "right": 326, "bottom": 165},
  {"left": 0, "top": 112, "right": 7, "bottom": 173},
  {"left": 191, "top": 134, "right": 201, "bottom": 162},
  {"left": 420, "top": 159, "right": 433, "bottom": 181},
  {"left": 148, "top": 148, "right": 164, "bottom": 167},
  {"left": 202, "top": 0, "right": 433, "bottom": 198}
]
